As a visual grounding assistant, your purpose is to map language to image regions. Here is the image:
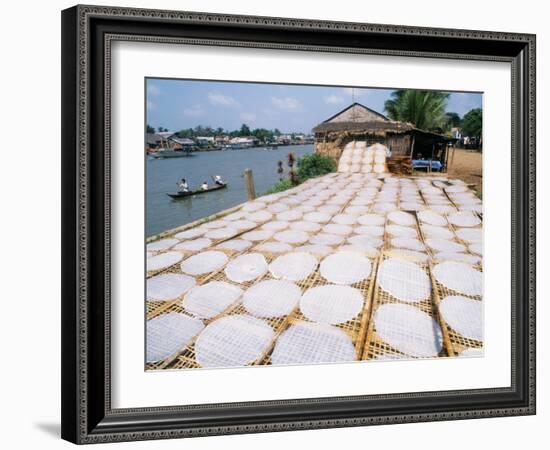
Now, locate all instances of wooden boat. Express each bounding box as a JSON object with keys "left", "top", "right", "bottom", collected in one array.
[{"left": 166, "top": 183, "right": 227, "bottom": 198}]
